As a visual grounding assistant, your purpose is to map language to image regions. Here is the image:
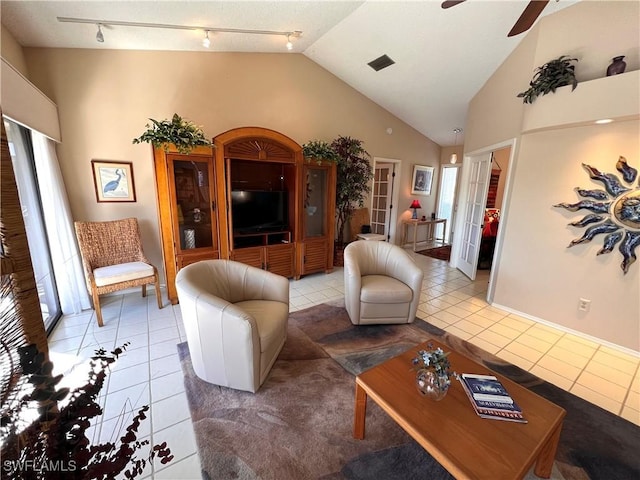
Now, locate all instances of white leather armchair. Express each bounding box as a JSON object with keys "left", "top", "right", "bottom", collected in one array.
[
  {"left": 175, "top": 260, "right": 289, "bottom": 393},
  {"left": 344, "top": 241, "right": 423, "bottom": 325}
]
